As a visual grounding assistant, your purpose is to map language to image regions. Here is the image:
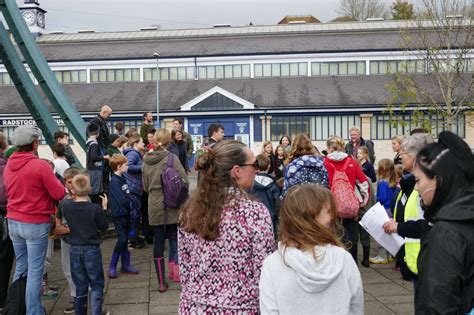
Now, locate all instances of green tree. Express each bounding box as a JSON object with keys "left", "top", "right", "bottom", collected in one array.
[
  {"left": 385, "top": 0, "right": 473, "bottom": 133},
  {"left": 391, "top": 1, "right": 415, "bottom": 20}
]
